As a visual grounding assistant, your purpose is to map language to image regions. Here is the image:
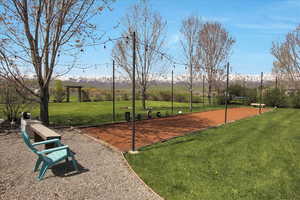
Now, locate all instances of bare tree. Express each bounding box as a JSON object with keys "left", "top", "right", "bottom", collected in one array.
[
  {"left": 180, "top": 15, "right": 202, "bottom": 111},
  {"left": 112, "top": 0, "right": 166, "bottom": 109},
  {"left": 0, "top": 0, "right": 113, "bottom": 124},
  {"left": 197, "top": 22, "right": 235, "bottom": 104},
  {"left": 271, "top": 25, "right": 300, "bottom": 88}
]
